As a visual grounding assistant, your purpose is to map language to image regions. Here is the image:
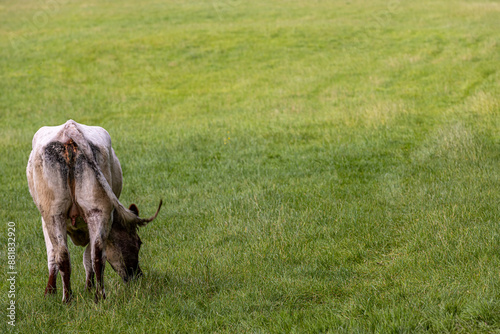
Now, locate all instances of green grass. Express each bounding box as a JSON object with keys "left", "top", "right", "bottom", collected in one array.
[{"left": 1, "top": 0, "right": 500, "bottom": 332}]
